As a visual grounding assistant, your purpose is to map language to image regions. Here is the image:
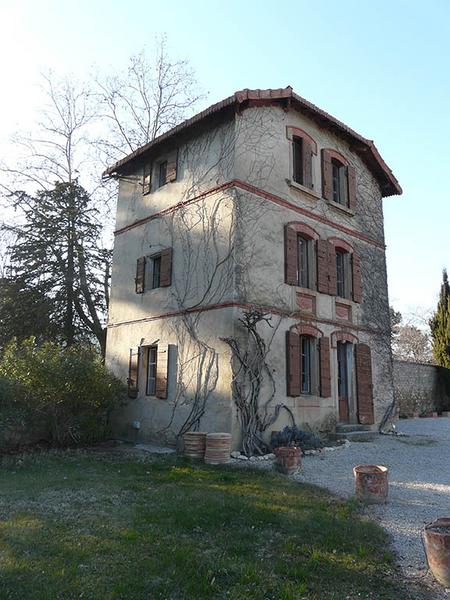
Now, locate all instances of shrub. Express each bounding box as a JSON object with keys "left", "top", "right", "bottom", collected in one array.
[
  {"left": 0, "top": 338, "right": 126, "bottom": 448},
  {"left": 271, "top": 426, "right": 323, "bottom": 452}
]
